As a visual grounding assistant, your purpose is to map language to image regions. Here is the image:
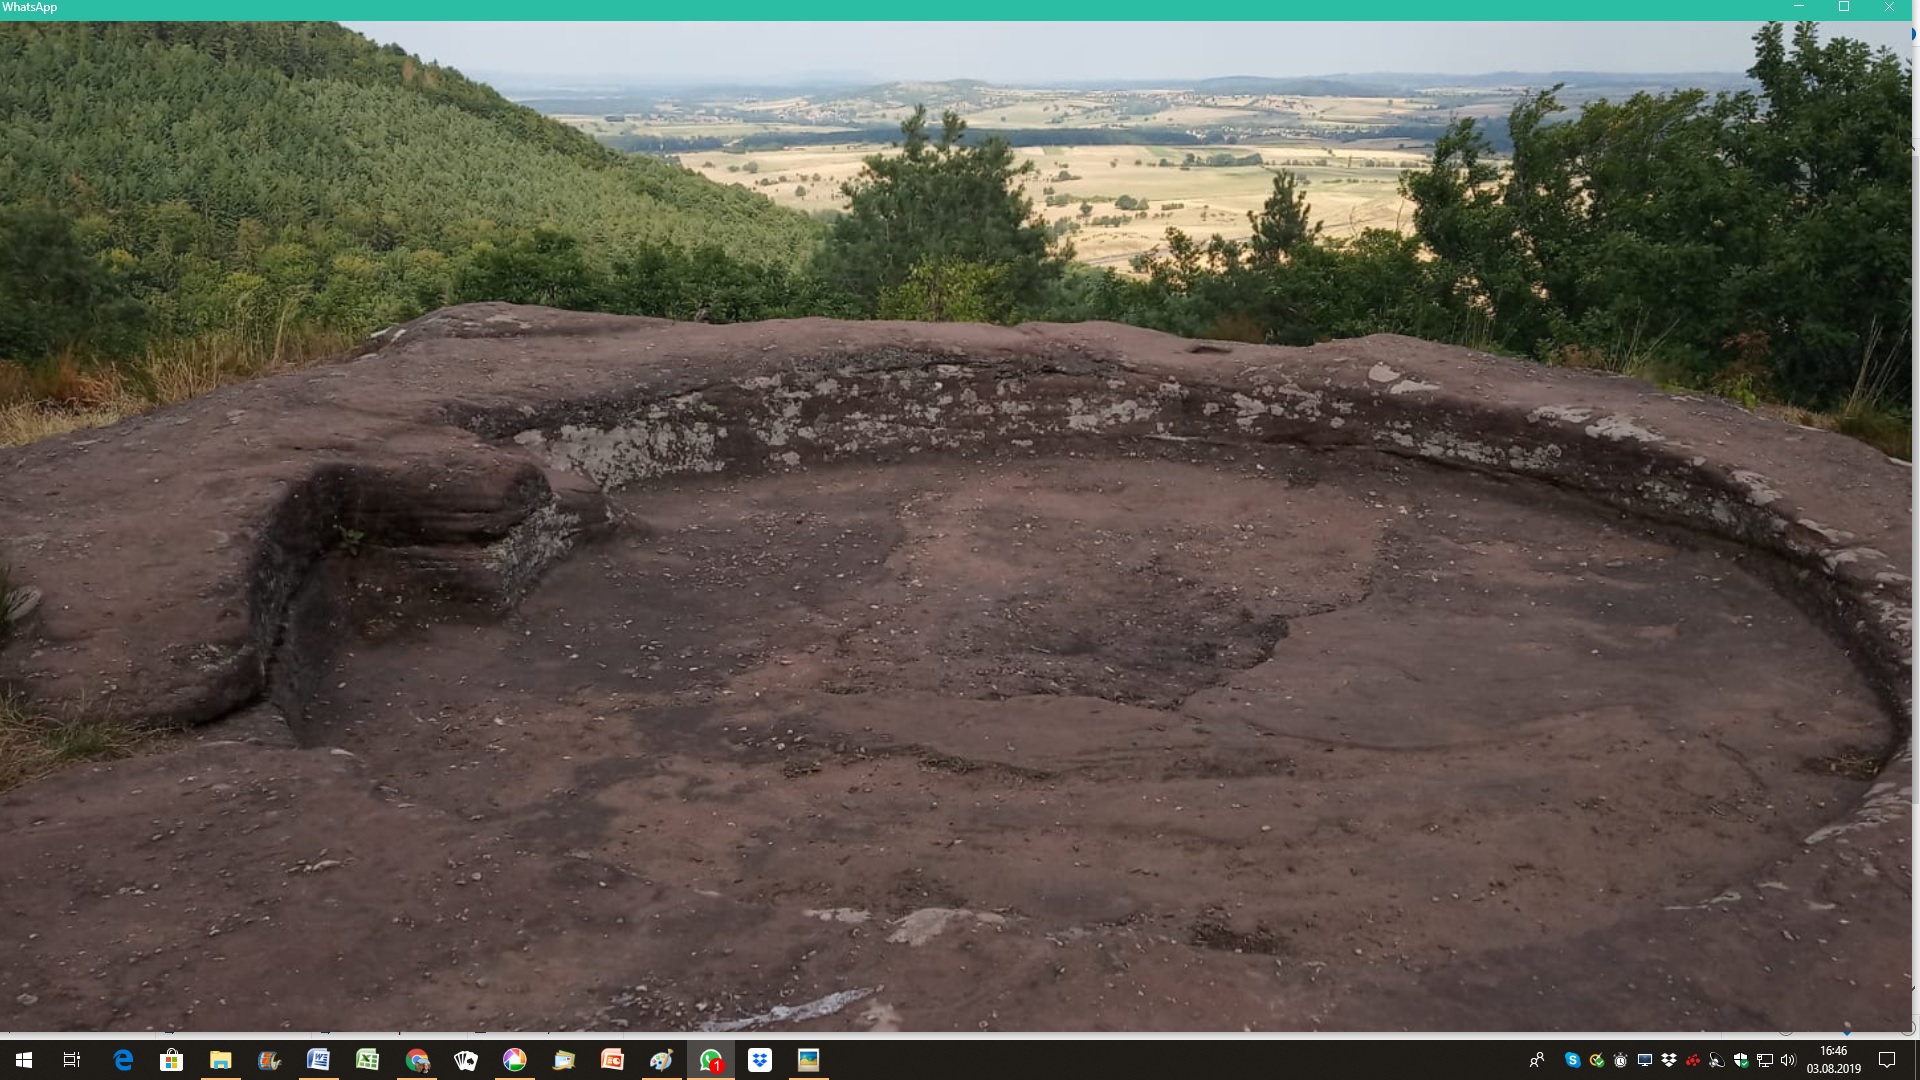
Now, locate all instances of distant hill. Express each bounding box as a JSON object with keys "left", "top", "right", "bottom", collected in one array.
[
  {"left": 1186, "top": 71, "right": 1757, "bottom": 96},
  {"left": 0, "top": 22, "right": 823, "bottom": 336},
  {"left": 1329, "top": 69, "right": 1758, "bottom": 93},
  {"left": 493, "top": 70, "right": 1758, "bottom": 102},
  {"left": 1188, "top": 76, "right": 1399, "bottom": 97}
]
